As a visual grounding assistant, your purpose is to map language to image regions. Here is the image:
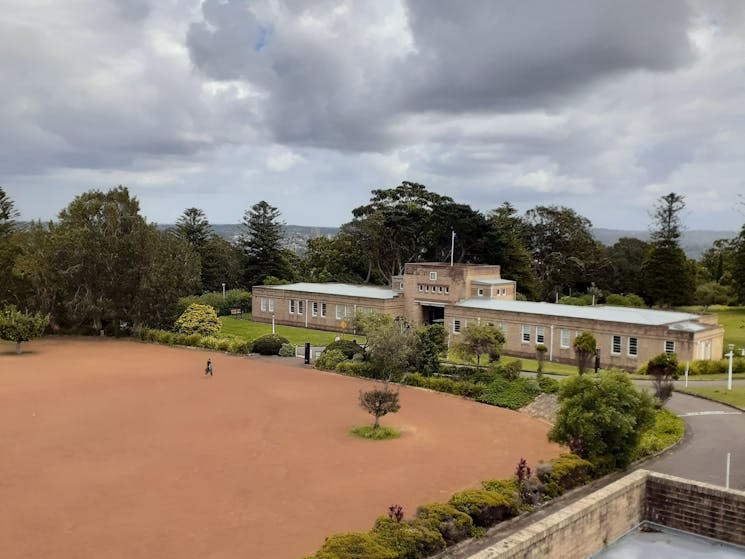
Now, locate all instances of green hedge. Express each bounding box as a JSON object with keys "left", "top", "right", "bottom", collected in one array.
[
  {"left": 252, "top": 334, "right": 290, "bottom": 355},
  {"left": 403, "top": 373, "right": 485, "bottom": 399},
  {"left": 336, "top": 361, "right": 376, "bottom": 377},
  {"left": 315, "top": 349, "right": 347, "bottom": 371},
  {"left": 638, "top": 357, "right": 745, "bottom": 376},
  {"left": 632, "top": 408, "right": 684, "bottom": 461},
  {"left": 370, "top": 517, "right": 446, "bottom": 559},
  {"left": 306, "top": 533, "right": 398, "bottom": 559},
  {"left": 536, "top": 454, "right": 594, "bottom": 499},
  {"left": 448, "top": 489, "right": 519, "bottom": 527},
  {"left": 139, "top": 328, "right": 252, "bottom": 354},
  {"left": 324, "top": 339, "right": 366, "bottom": 359},
  {"left": 414, "top": 503, "right": 474, "bottom": 546},
  {"left": 278, "top": 343, "right": 296, "bottom": 357}
]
